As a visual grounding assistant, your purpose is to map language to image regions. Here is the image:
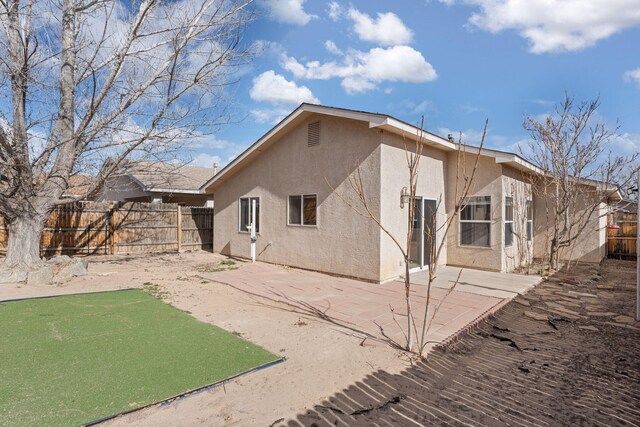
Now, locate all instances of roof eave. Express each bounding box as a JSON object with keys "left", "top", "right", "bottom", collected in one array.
[{"left": 148, "top": 188, "right": 206, "bottom": 195}]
